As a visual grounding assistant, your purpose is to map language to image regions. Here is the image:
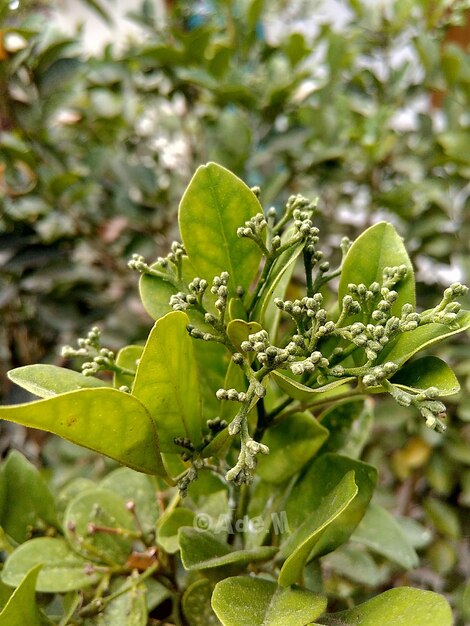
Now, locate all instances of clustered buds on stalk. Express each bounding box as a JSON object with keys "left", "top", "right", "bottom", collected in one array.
[{"left": 124, "top": 192, "right": 468, "bottom": 491}]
